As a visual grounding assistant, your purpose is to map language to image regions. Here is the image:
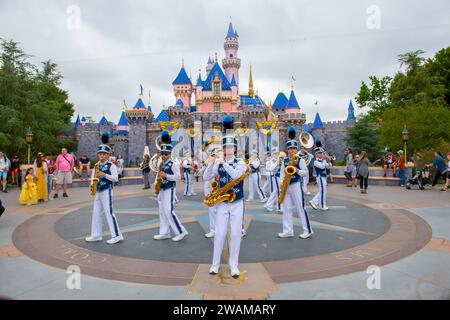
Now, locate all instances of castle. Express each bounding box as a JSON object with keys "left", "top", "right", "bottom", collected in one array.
[{"left": 74, "top": 22, "right": 355, "bottom": 166}]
